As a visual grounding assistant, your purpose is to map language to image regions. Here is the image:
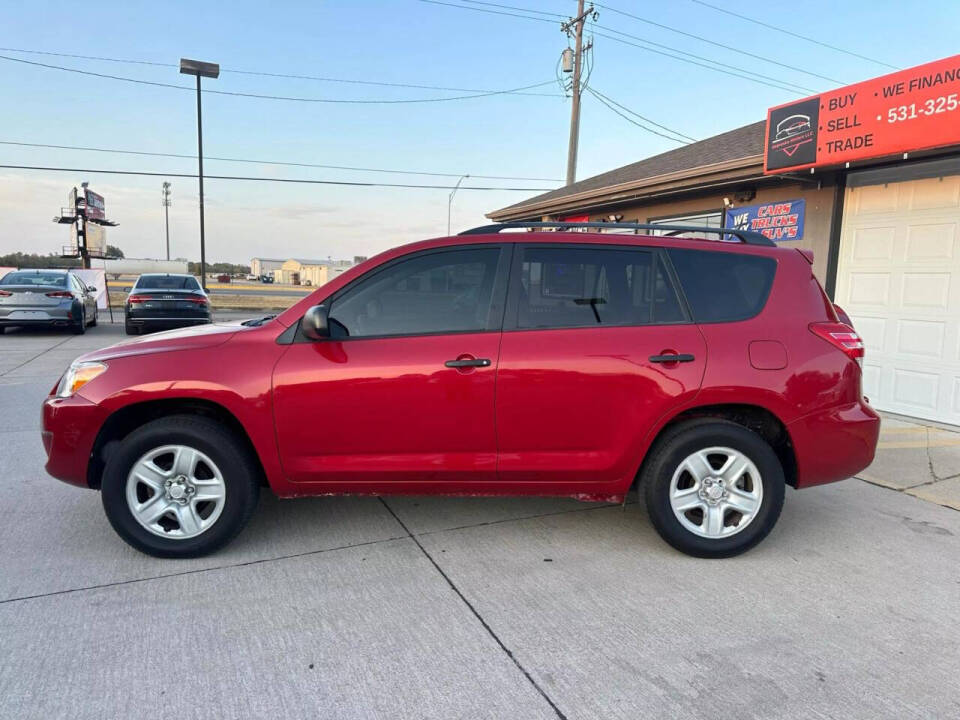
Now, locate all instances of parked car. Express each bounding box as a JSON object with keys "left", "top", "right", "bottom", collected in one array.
[
  {"left": 124, "top": 273, "right": 211, "bottom": 335},
  {"left": 260, "top": 274, "right": 275, "bottom": 284},
  {"left": 42, "top": 223, "right": 879, "bottom": 558},
  {"left": 0, "top": 268, "right": 98, "bottom": 334},
  {"left": 217, "top": 274, "right": 231, "bottom": 283},
  {"left": 245, "top": 273, "right": 258, "bottom": 281}
]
